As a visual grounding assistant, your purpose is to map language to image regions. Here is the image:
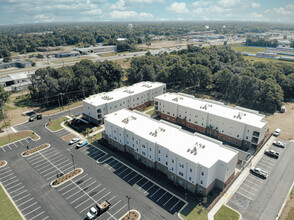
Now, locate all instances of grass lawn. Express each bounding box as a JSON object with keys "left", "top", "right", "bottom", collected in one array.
[
  {"left": 0, "top": 184, "right": 23, "bottom": 220},
  {"left": 0, "top": 131, "right": 38, "bottom": 147},
  {"left": 146, "top": 109, "right": 154, "bottom": 116},
  {"left": 47, "top": 117, "right": 68, "bottom": 131},
  {"left": 144, "top": 105, "right": 154, "bottom": 111},
  {"left": 231, "top": 46, "right": 265, "bottom": 54},
  {"left": 244, "top": 56, "right": 294, "bottom": 65},
  {"left": 180, "top": 203, "right": 208, "bottom": 220},
  {"left": 214, "top": 205, "right": 239, "bottom": 220},
  {"left": 87, "top": 132, "right": 103, "bottom": 144}
]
